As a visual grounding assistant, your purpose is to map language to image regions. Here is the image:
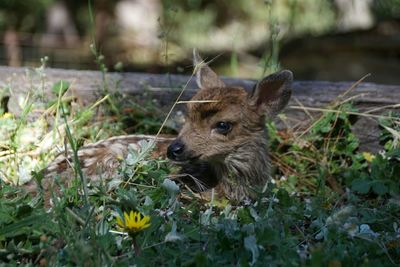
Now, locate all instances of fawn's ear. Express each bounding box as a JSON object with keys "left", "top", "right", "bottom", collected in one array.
[
  {"left": 193, "top": 49, "right": 225, "bottom": 89},
  {"left": 249, "top": 70, "right": 293, "bottom": 116}
]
